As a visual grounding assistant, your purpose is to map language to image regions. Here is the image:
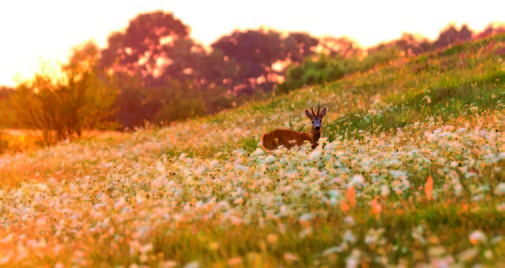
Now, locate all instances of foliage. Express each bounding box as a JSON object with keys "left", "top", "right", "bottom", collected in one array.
[
  {"left": 152, "top": 80, "right": 217, "bottom": 124},
  {"left": 276, "top": 24, "right": 487, "bottom": 94},
  {"left": 10, "top": 42, "right": 117, "bottom": 144},
  {"left": 434, "top": 24, "right": 473, "bottom": 49},
  {"left": 3, "top": 16, "right": 503, "bottom": 132},
  {"left": 95, "top": 12, "right": 323, "bottom": 128},
  {"left": 0, "top": 87, "right": 17, "bottom": 128},
  {"left": 4, "top": 12, "right": 490, "bottom": 132},
  {"left": 113, "top": 74, "right": 235, "bottom": 128},
  {"left": 0, "top": 130, "right": 8, "bottom": 154},
  {"left": 100, "top": 11, "right": 193, "bottom": 83},
  {"left": 211, "top": 30, "right": 319, "bottom": 93},
  {"left": 276, "top": 46, "right": 401, "bottom": 94}
]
